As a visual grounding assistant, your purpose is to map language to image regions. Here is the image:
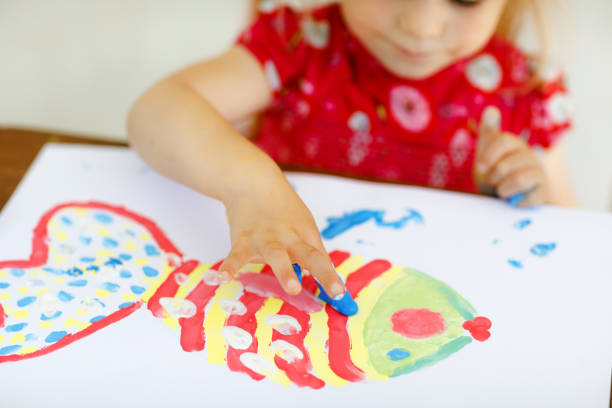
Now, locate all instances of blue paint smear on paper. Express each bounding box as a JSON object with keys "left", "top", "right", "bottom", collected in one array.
[
  {"left": 118, "top": 302, "right": 133, "bottom": 309},
  {"left": 387, "top": 348, "right": 411, "bottom": 361},
  {"left": 120, "top": 270, "right": 132, "bottom": 279},
  {"left": 25, "top": 333, "right": 38, "bottom": 341},
  {"left": 321, "top": 208, "right": 424, "bottom": 240},
  {"left": 142, "top": 266, "right": 159, "bottom": 277},
  {"left": 66, "top": 267, "right": 84, "bottom": 277},
  {"left": 145, "top": 244, "right": 160, "bottom": 256},
  {"left": 508, "top": 259, "right": 524, "bottom": 269},
  {"left": 514, "top": 218, "right": 532, "bottom": 230},
  {"left": 130, "top": 285, "right": 146, "bottom": 294},
  {"left": 68, "top": 280, "right": 88, "bottom": 287},
  {"left": 79, "top": 236, "right": 92, "bottom": 246},
  {"left": 0, "top": 345, "right": 21, "bottom": 355},
  {"left": 105, "top": 258, "right": 123, "bottom": 268},
  {"left": 58, "top": 291, "right": 75, "bottom": 302},
  {"left": 41, "top": 311, "right": 62, "bottom": 320},
  {"left": 80, "top": 257, "right": 95, "bottom": 263},
  {"left": 5, "top": 322, "right": 28, "bottom": 332},
  {"left": 90, "top": 315, "right": 106, "bottom": 323},
  {"left": 60, "top": 216, "right": 73, "bottom": 226},
  {"left": 119, "top": 254, "right": 132, "bottom": 261},
  {"left": 45, "top": 331, "right": 68, "bottom": 343},
  {"left": 93, "top": 213, "right": 113, "bottom": 224},
  {"left": 43, "top": 267, "right": 65, "bottom": 275},
  {"left": 0, "top": 282, "right": 9, "bottom": 289},
  {"left": 101, "top": 282, "right": 120, "bottom": 293},
  {"left": 530, "top": 243, "right": 557, "bottom": 257},
  {"left": 103, "top": 237, "right": 119, "bottom": 249},
  {"left": 16, "top": 296, "right": 37, "bottom": 307},
  {"left": 86, "top": 265, "right": 99, "bottom": 272},
  {"left": 10, "top": 269, "right": 25, "bottom": 277}
]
